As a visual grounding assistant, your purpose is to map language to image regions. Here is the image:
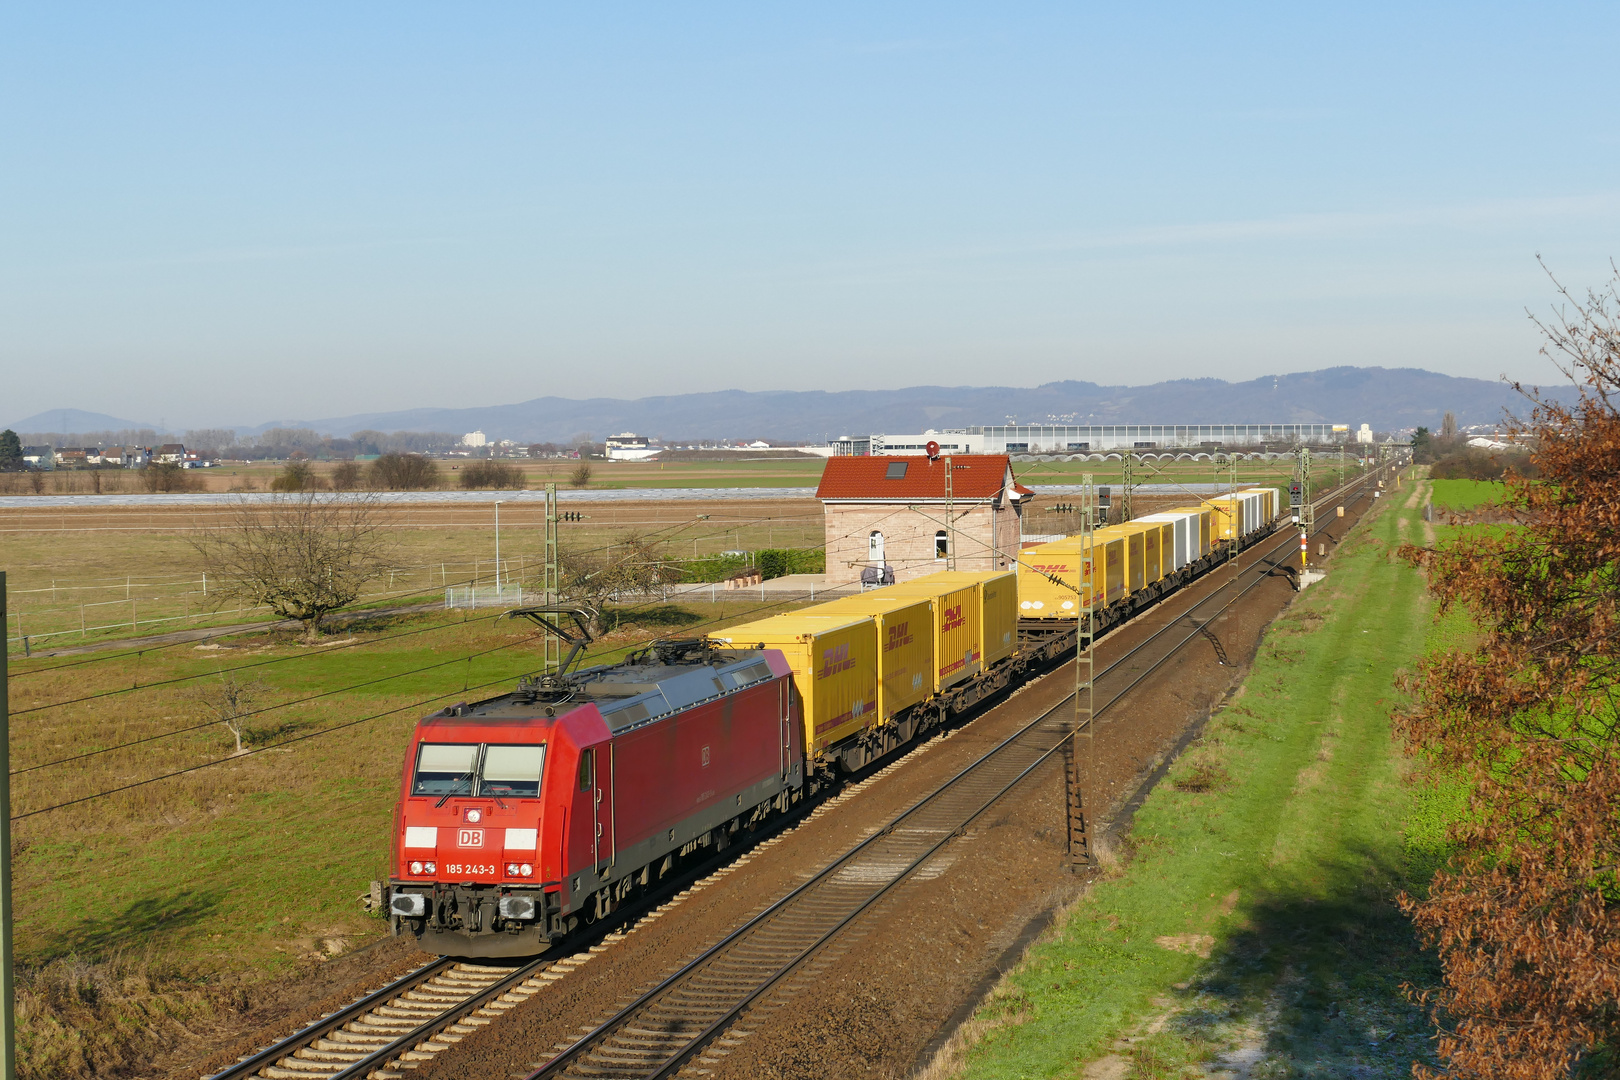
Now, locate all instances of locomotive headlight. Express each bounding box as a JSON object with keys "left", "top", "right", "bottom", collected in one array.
[
  {"left": 424, "top": 861, "right": 437, "bottom": 874},
  {"left": 505, "top": 862, "right": 519, "bottom": 876},
  {"left": 498, "top": 895, "right": 537, "bottom": 920},
  {"left": 409, "top": 860, "right": 424, "bottom": 875},
  {"left": 390, "top": 892, "right": 427, "bottom": 918},
  {"left": 520, "top": 863, "right": 533, "bottom": 877},
  {"left": 465, "top": 808, "right": 482, "bottom": 824}
]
